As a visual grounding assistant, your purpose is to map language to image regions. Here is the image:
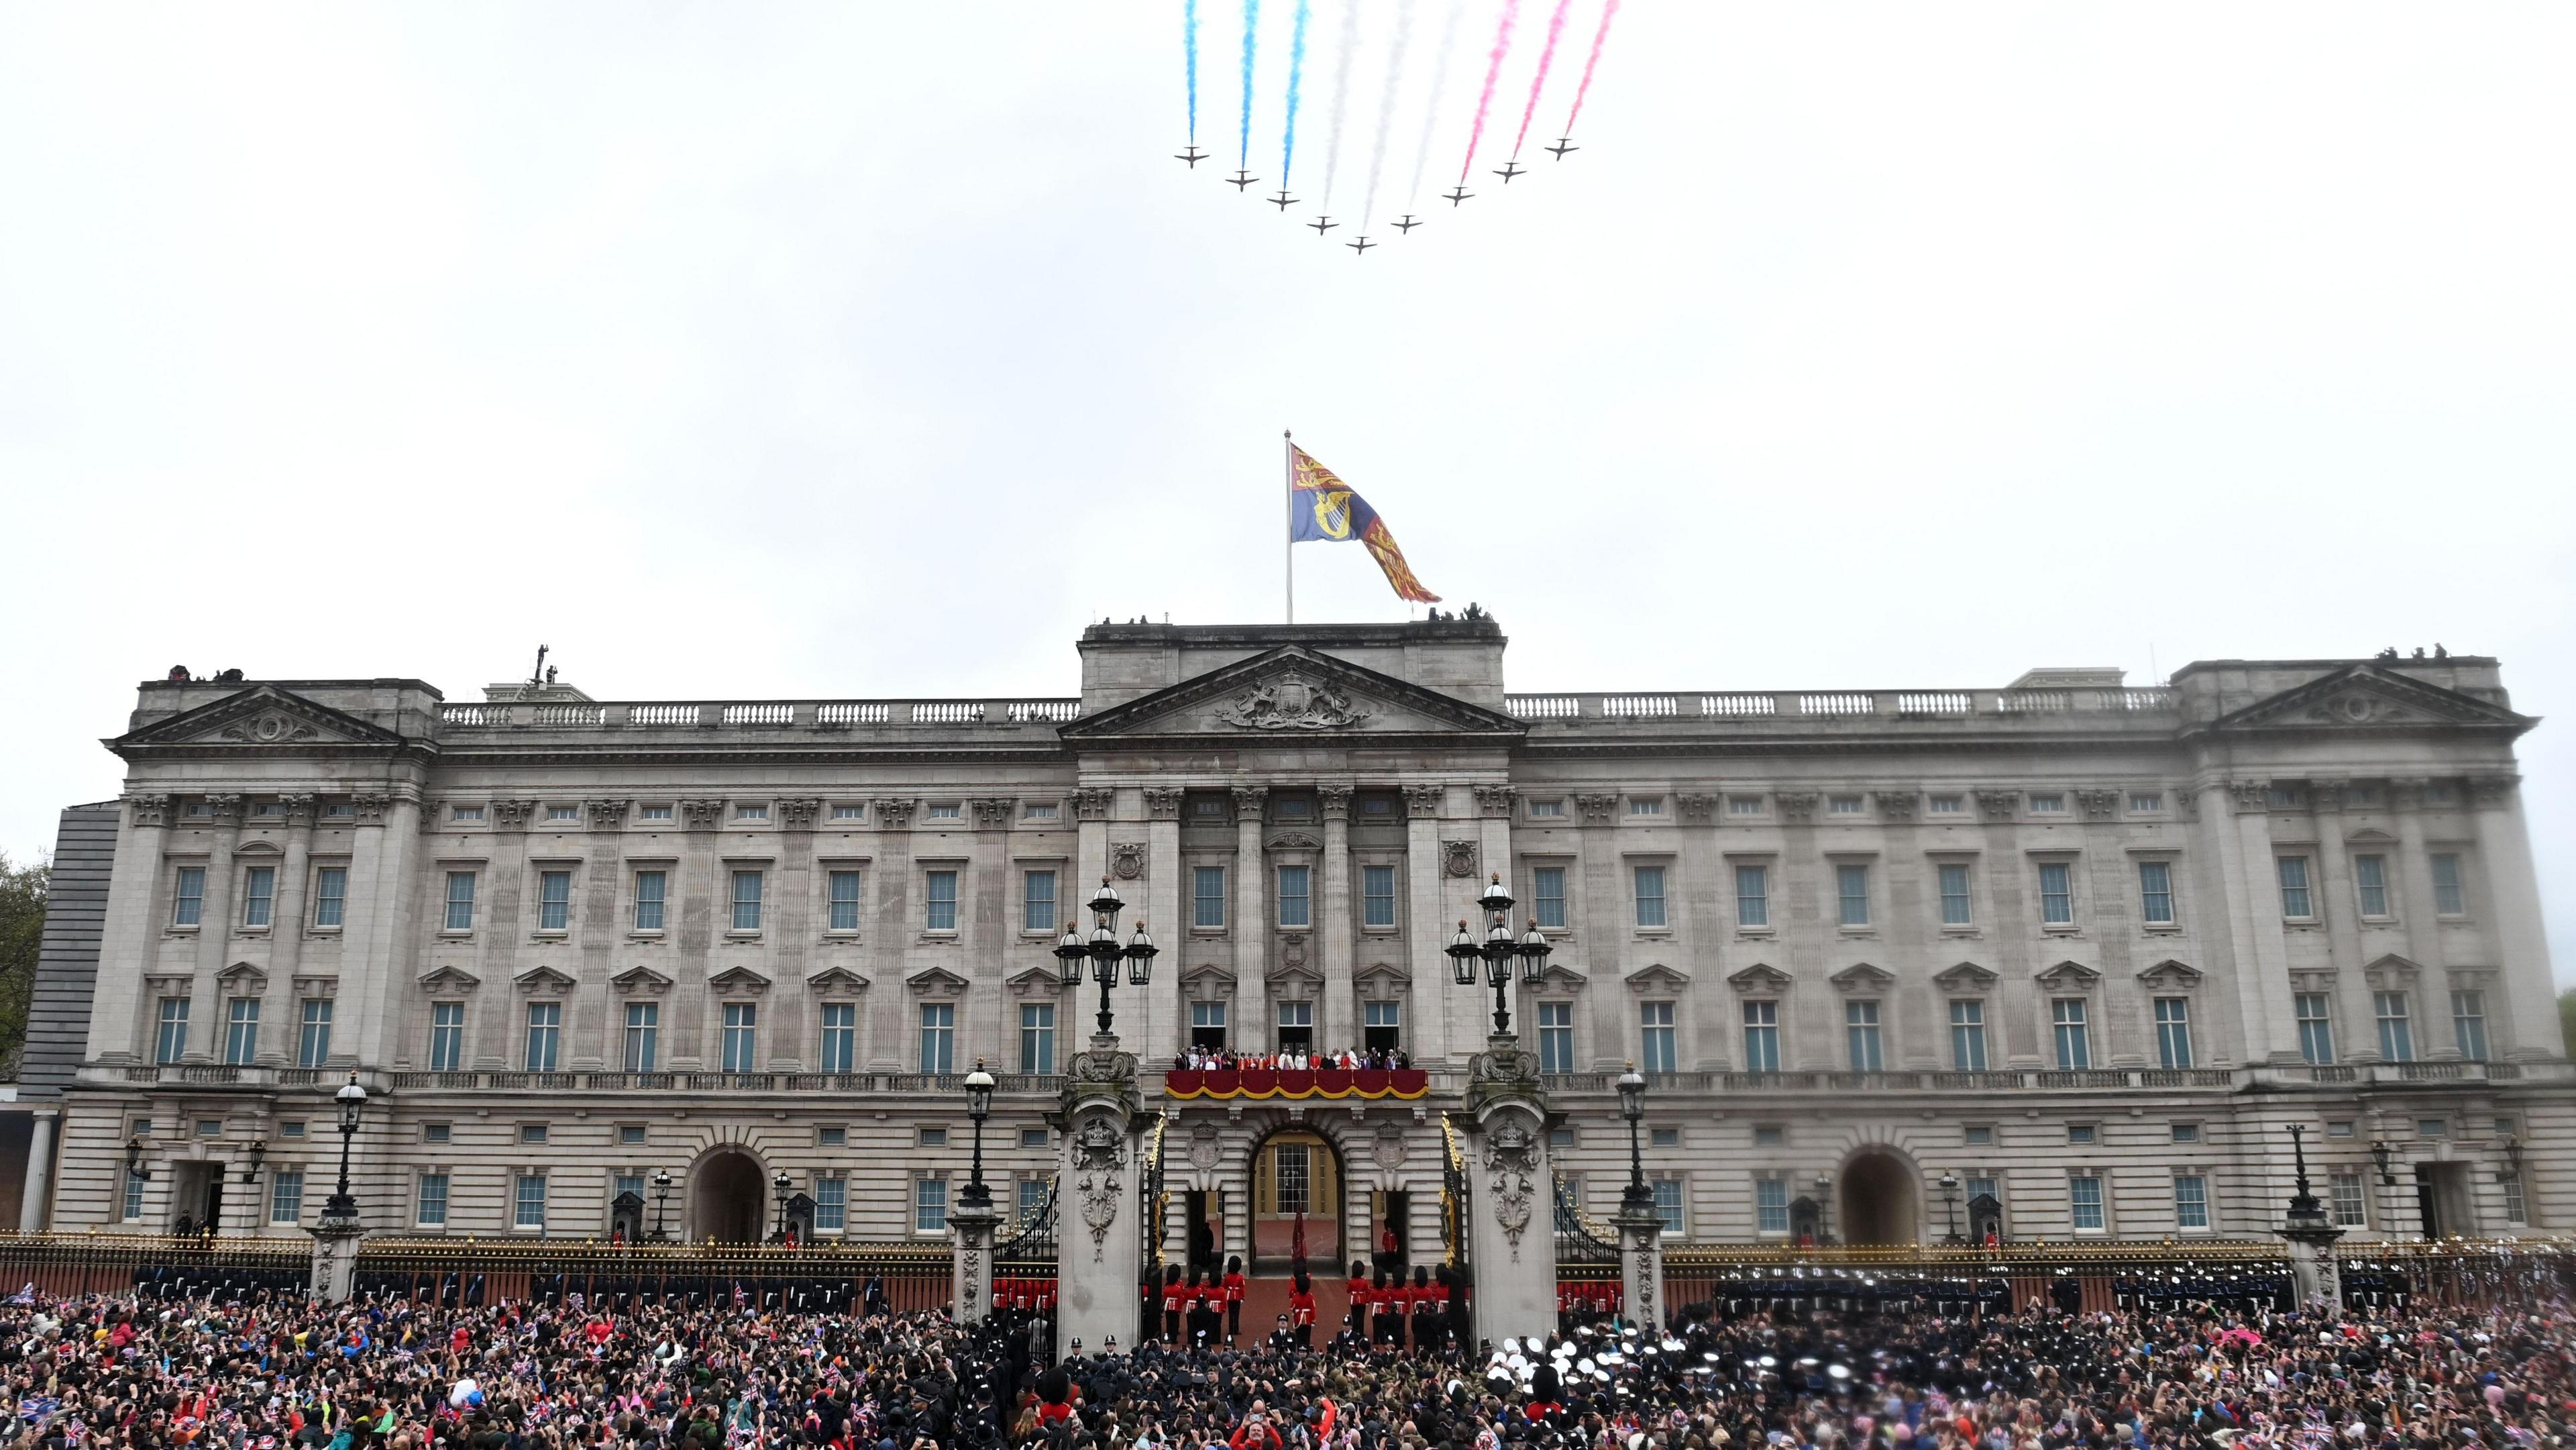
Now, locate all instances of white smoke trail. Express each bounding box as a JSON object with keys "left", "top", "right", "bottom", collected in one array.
[
  {"left": 1318, "top": 0, "right": 1363, "bottom": 212},
  {"left": 1405, "top": 0, "right": 1466, "bottom": 207},
  {"left": 1358, "top": 0, "right": 1415, "bottom": 232}
]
